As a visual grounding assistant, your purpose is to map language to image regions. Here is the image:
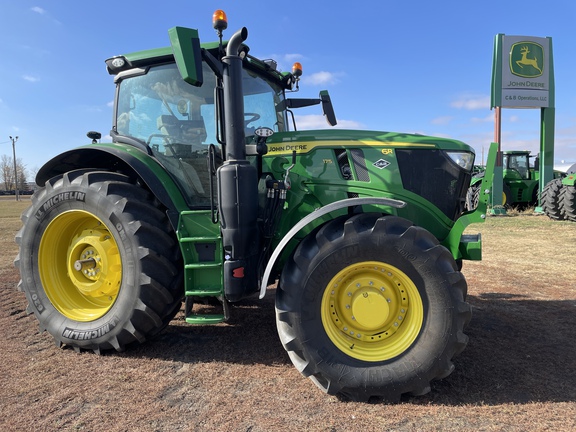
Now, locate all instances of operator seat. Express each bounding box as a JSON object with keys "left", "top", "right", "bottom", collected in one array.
[
  {"left": 156, "top": 115, "right": 208, "bottom": 196},
  {"left": 157, "top": 115, "right": 207, "bottom": 156}
]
